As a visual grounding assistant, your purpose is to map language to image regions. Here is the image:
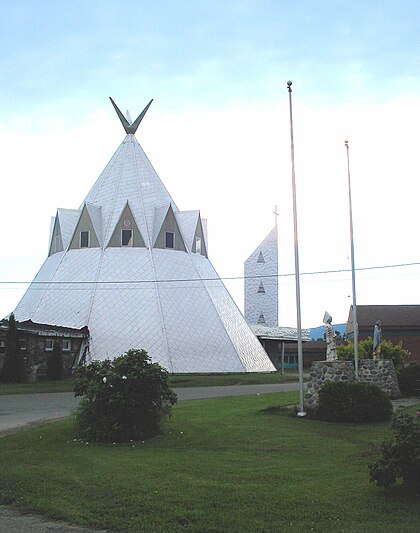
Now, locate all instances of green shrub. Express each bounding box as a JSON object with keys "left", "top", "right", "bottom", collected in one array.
[
  {"left": 47, "top": 341, "right": 63, "bottom": 380},
  {"left": 316, "top": 381, "right": 392, "bottom": 423},
  {"left": 397, "top": 363, "right": 420, "bottom": 397},
  {"left": 337, "top": 338, "right": 409, "bottom": 369},
  {"left": 74, "top": 349, "right": 177, "bottom": 443},
  {"left": 369, "top": 413, "right": 420, "bottom": 490}
]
